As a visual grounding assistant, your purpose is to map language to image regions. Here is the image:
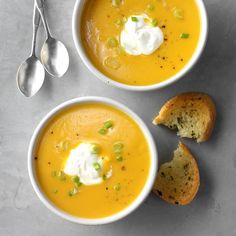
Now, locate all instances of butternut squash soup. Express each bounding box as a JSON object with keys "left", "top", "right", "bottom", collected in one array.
[
  {"left": 35, "top": 103, "right": 151, "bottom": 218},
  {"left": 80, "top": 0, "right": 201, "bottom": 86}
]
